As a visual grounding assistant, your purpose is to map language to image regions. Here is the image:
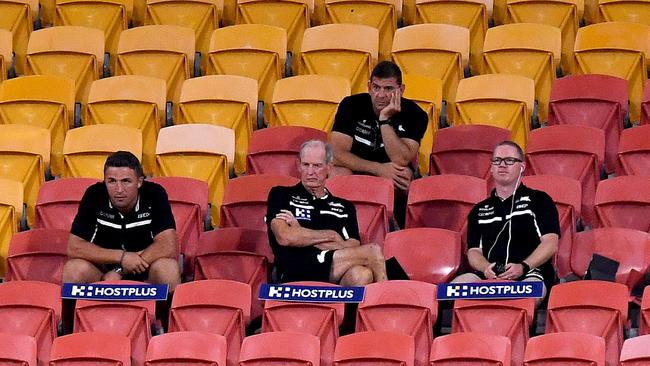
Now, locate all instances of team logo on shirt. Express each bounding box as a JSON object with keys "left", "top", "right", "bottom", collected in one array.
[
  {"left": 518, "top": 196, "right": 531, "bottom": 202},
  {"left": 295, "top": 208, "right": 312, "bottom": 221}
]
